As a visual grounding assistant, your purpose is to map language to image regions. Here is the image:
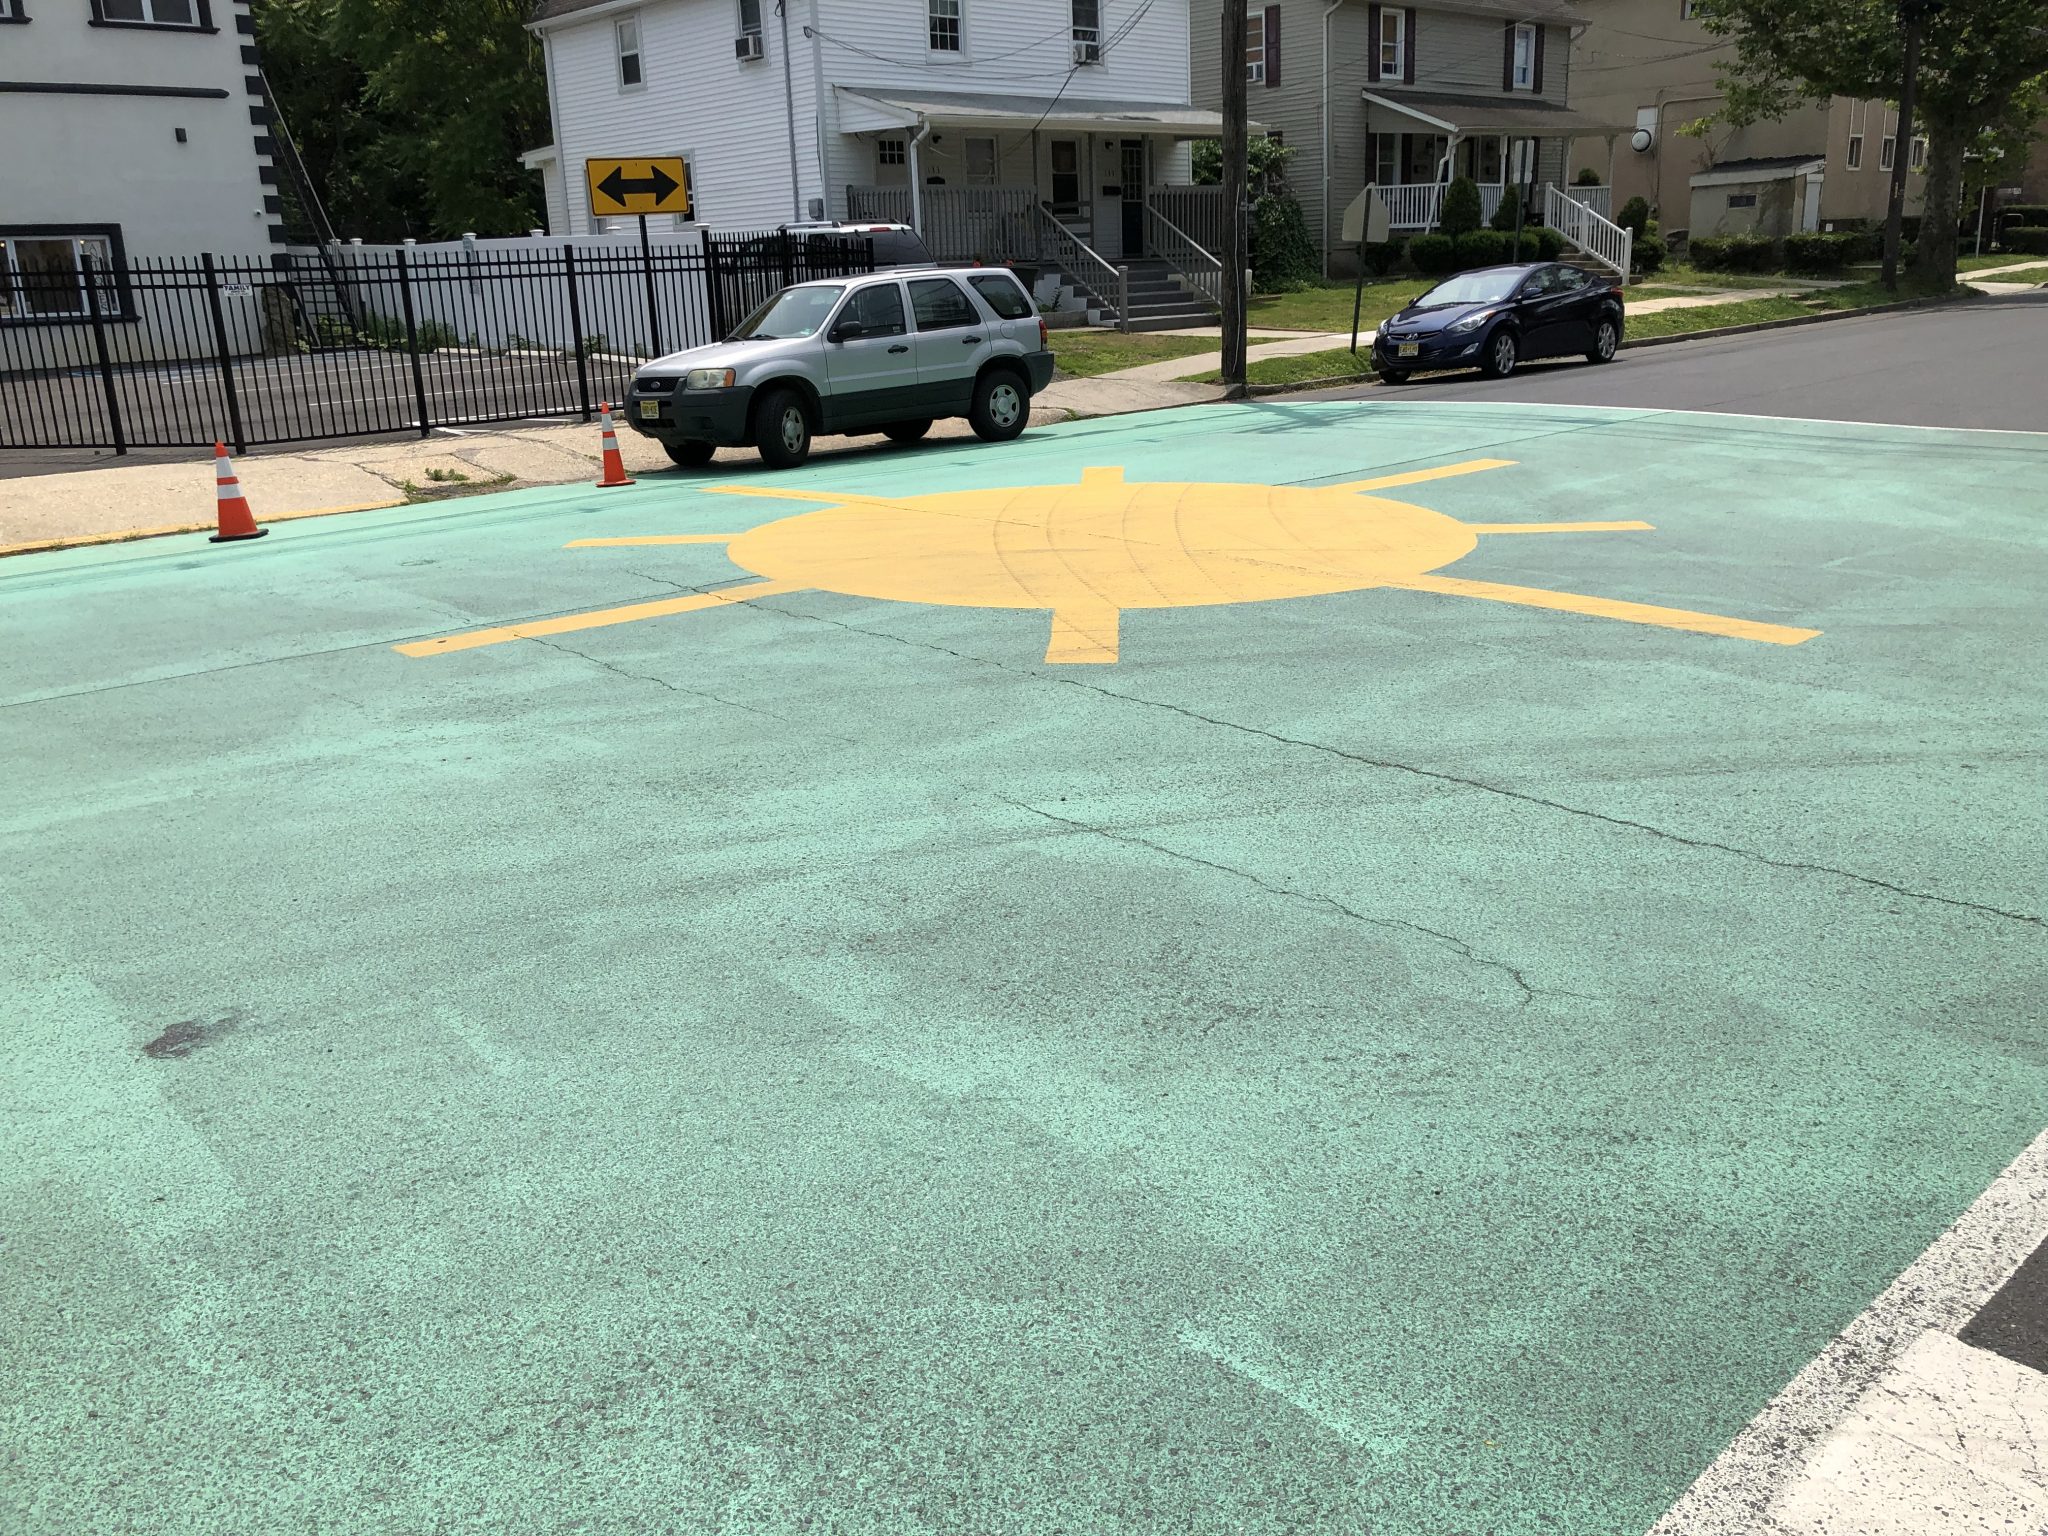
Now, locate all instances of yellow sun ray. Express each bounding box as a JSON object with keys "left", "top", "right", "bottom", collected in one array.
[
  {"left": 394, "top": 579, "right": 803, "bottom": 656},
  {"left": 1330, "top": 458, "right": 1518, "bottom": 493},
  {"left": 564, "top": 534, "right": 739, "bottom": 547},
  {"left": 1389, "top": 574, "right": 1821, "bottom": 645}
]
